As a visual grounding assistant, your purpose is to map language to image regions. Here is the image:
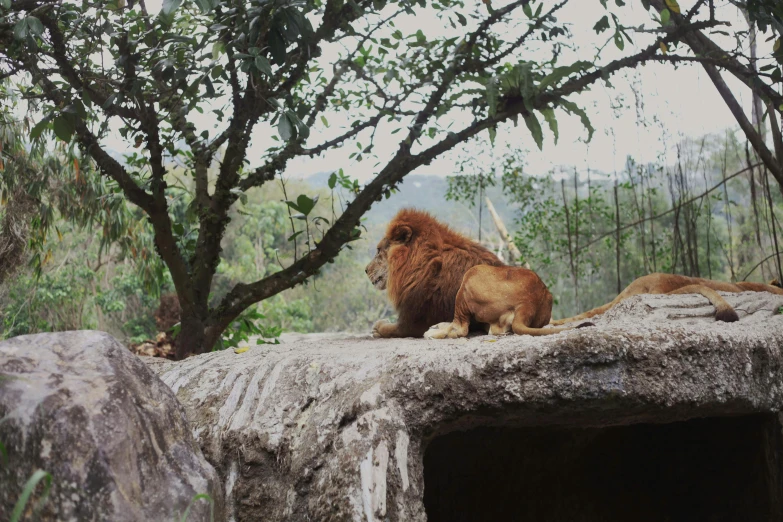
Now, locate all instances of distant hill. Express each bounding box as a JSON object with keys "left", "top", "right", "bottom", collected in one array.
[{"left": 306, "top": 172, "right": 517, "bottom": 241}]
